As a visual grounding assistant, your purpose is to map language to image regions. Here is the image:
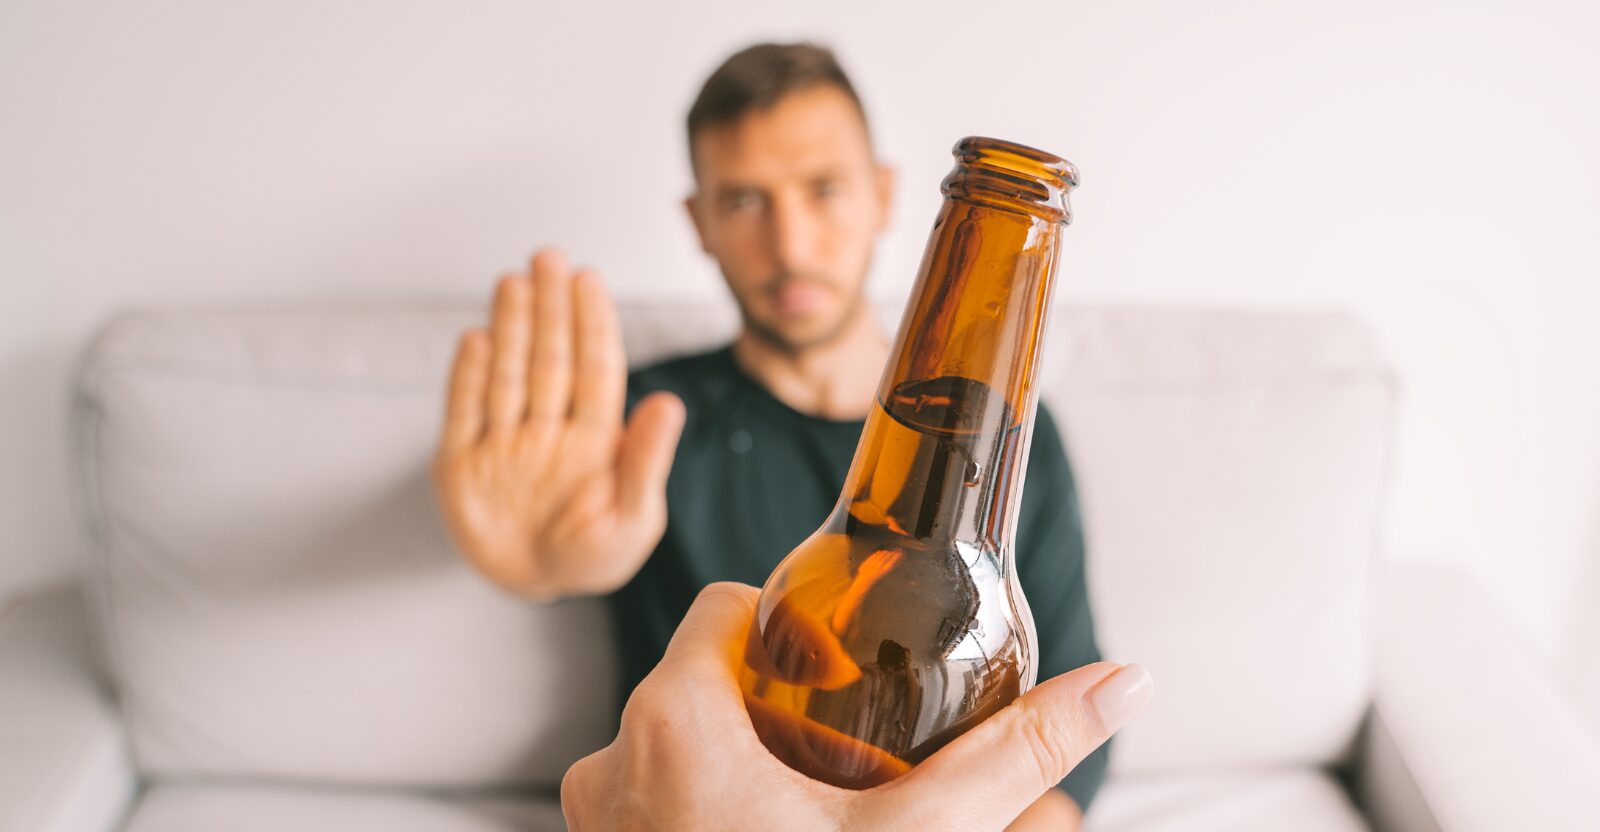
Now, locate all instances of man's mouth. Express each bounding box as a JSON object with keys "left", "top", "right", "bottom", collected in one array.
[{"left": 770, "top": 280, "right": 832, "bottom": 316}]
